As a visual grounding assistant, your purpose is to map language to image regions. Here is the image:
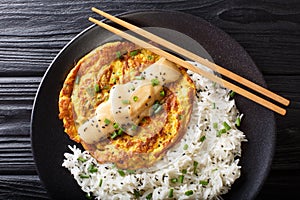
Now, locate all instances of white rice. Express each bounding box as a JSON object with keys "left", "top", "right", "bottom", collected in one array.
[{"left": 62, "top": 62, "right": 247, "bottom": 200}]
